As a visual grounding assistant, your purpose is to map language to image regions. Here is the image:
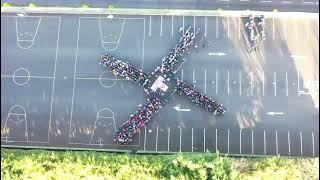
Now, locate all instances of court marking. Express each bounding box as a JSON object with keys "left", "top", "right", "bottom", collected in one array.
[
  {"left": 1, "top": 75, "right": 55, "bottom": 79},
  {"left": 203, "top": 128, "right": 206, "bottom": 152},
  {"left": 98, "top": 17, "right": 126, "bottom": 51},
  {"left": 274, "top": 72, "right": 277, "bottom": 96},
  {"left": 251, "top": 130, "right": 254, "bottom": 154},
  {"left": 149, "top": 16, "right": 152, "bottom": 36},
  {"left": 160, "top": 16, "right": 163, "bottom": 37},
  {"left": 216, "top": 17, "right": 218, "bottom": 39},
  {"left": 2, "top": 105, "right": 28, "bottom": 142},
  {"left": 12, "top": 68, "right": 31, "bottom": 85},
  {"left": 300, "top": 131, "right": 303, "bottom": 155},
  {"left": 204, "top": 69, "right": 207, "bottom": 94},
  {"left": 216, "top": 70, "right": 218, "bottom": 94},
  {"left": 238, "top": 17, "right": 241, "bottom": 39},
  {"left": 179, "top": 127, "right": 182, "bottom": 152},
  {"left": 264, "top": 130, "right": 266, "bottom": 155},
  {"left": 240, "top": 129, "right": 242, "bottom": 154},
  {"left": 288, "top": 131, "right": 291, "bottom": 156},
  {"left": 286, "top": 72, "right": 289, "bottom": 96},
  {"left": 204, "top": 16, "right": 207, "bottom": 37},
  {"left": 156, "top": 126, "right": 158, "bottom": 151},
  {"left": 227, "top": 129, "right": 230, "bottom": 153},
  {"left": 47, "top": 16, "right": 61, "bottom": 144},
  {"left": 227, "top": 16, "right": 230, "bottom": 38},
  {"left": 168, "top": 127, "right": 170, "bottom": 151},
  {"left": 144, "top": 128, "right": 146, "bottom": 150},
  {"left": 227, "top": 70, "right": 230, "bottom": 94},
  {"left": 99, "top": 71, "right": 117, "bottom": 88},
  {"left": 239, "top": 71, "right": 242, "bottom": 96},
  {"left": 15, "top": 16, "right": 42, "bottom": 49},
  {"left": 312, "top": 131, "right": 315, "bottom": 157},
  {"left": 272, "top": 17, "right": 275, "bottom": 39},
  {"left": 276, "top": 130, "right": 279, "bottom": 155},
  {"left": 89, "top": 107, "right": 116, "bottom": 144},
  {"left": 191, "top": 128, "right": 194, "bottom": 152},
  {"left": 215, "top": 129, "right": 218, "bottom": 152},
  {"left": 171, "top": 16, "right": 174, "bottom": 37}
]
